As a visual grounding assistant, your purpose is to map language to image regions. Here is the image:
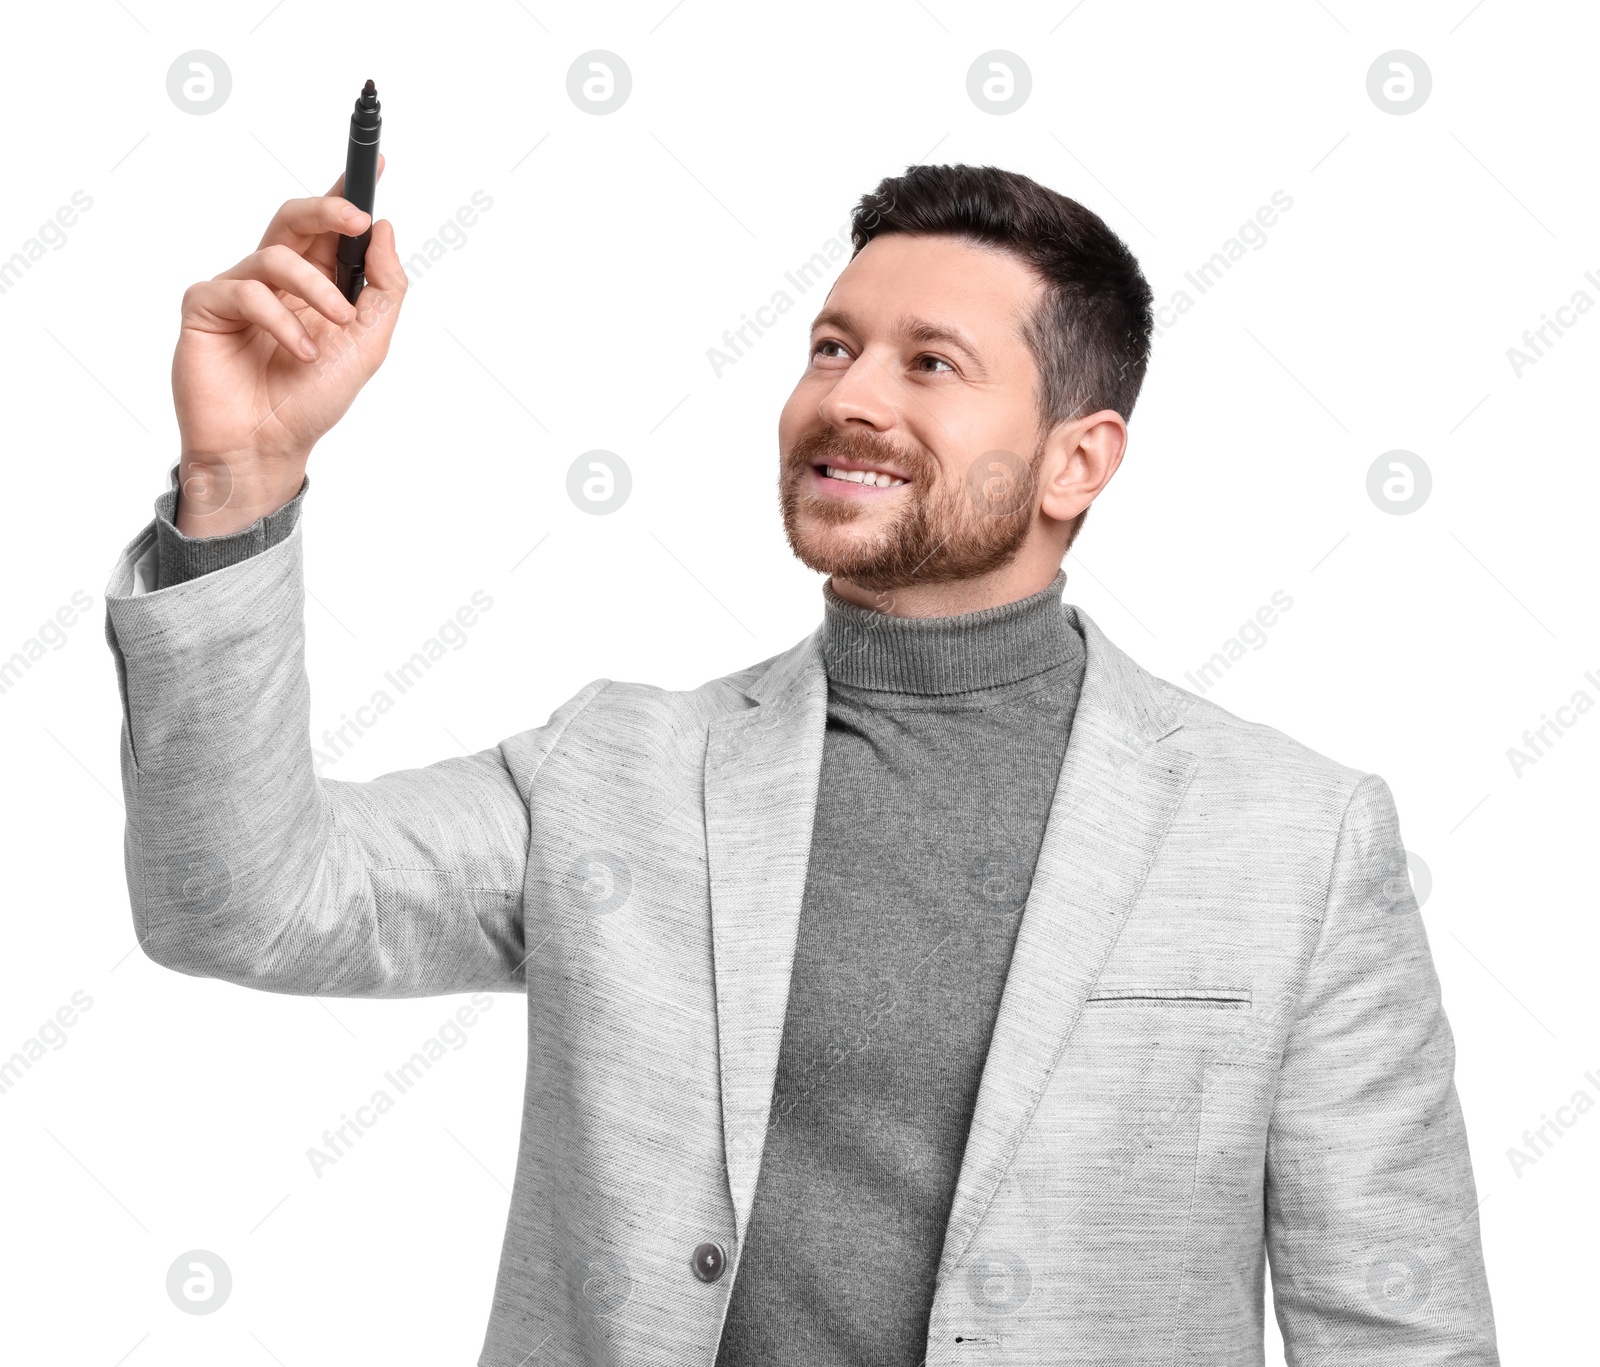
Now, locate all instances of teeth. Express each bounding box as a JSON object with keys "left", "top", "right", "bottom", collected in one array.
[{"left": 824, "top": 465, "right": 907, "bottom": 487}]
